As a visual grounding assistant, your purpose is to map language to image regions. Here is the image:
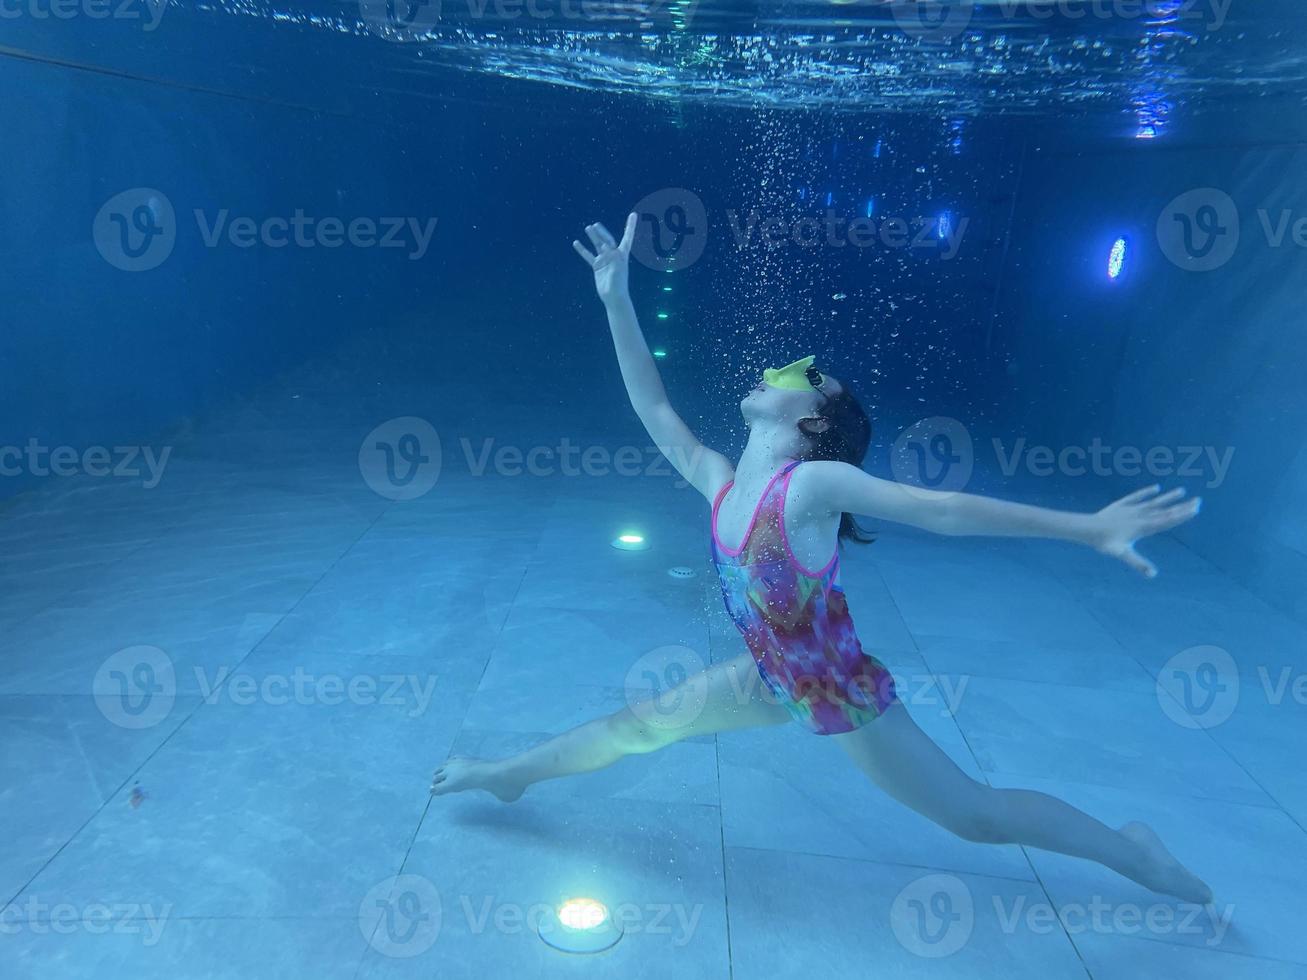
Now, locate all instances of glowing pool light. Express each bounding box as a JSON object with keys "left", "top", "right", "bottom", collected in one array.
[
  {"left": 612, "top": 533, "right": 649, "bottom": 551},
  {"left": 652, "top": 349, "right": 667, "bottom": 359},
  {"left": 1108, "top": 237, "right": 1128, "bottom": 280},
  {"left": 558, "top": 898, "right": 608, "bottom": 930},
  {"left": 539, "top": 897, "right": 624, "bottom": 953},
  {"left": 656, "top": 311, "right": 669, "bottom": 319}
]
